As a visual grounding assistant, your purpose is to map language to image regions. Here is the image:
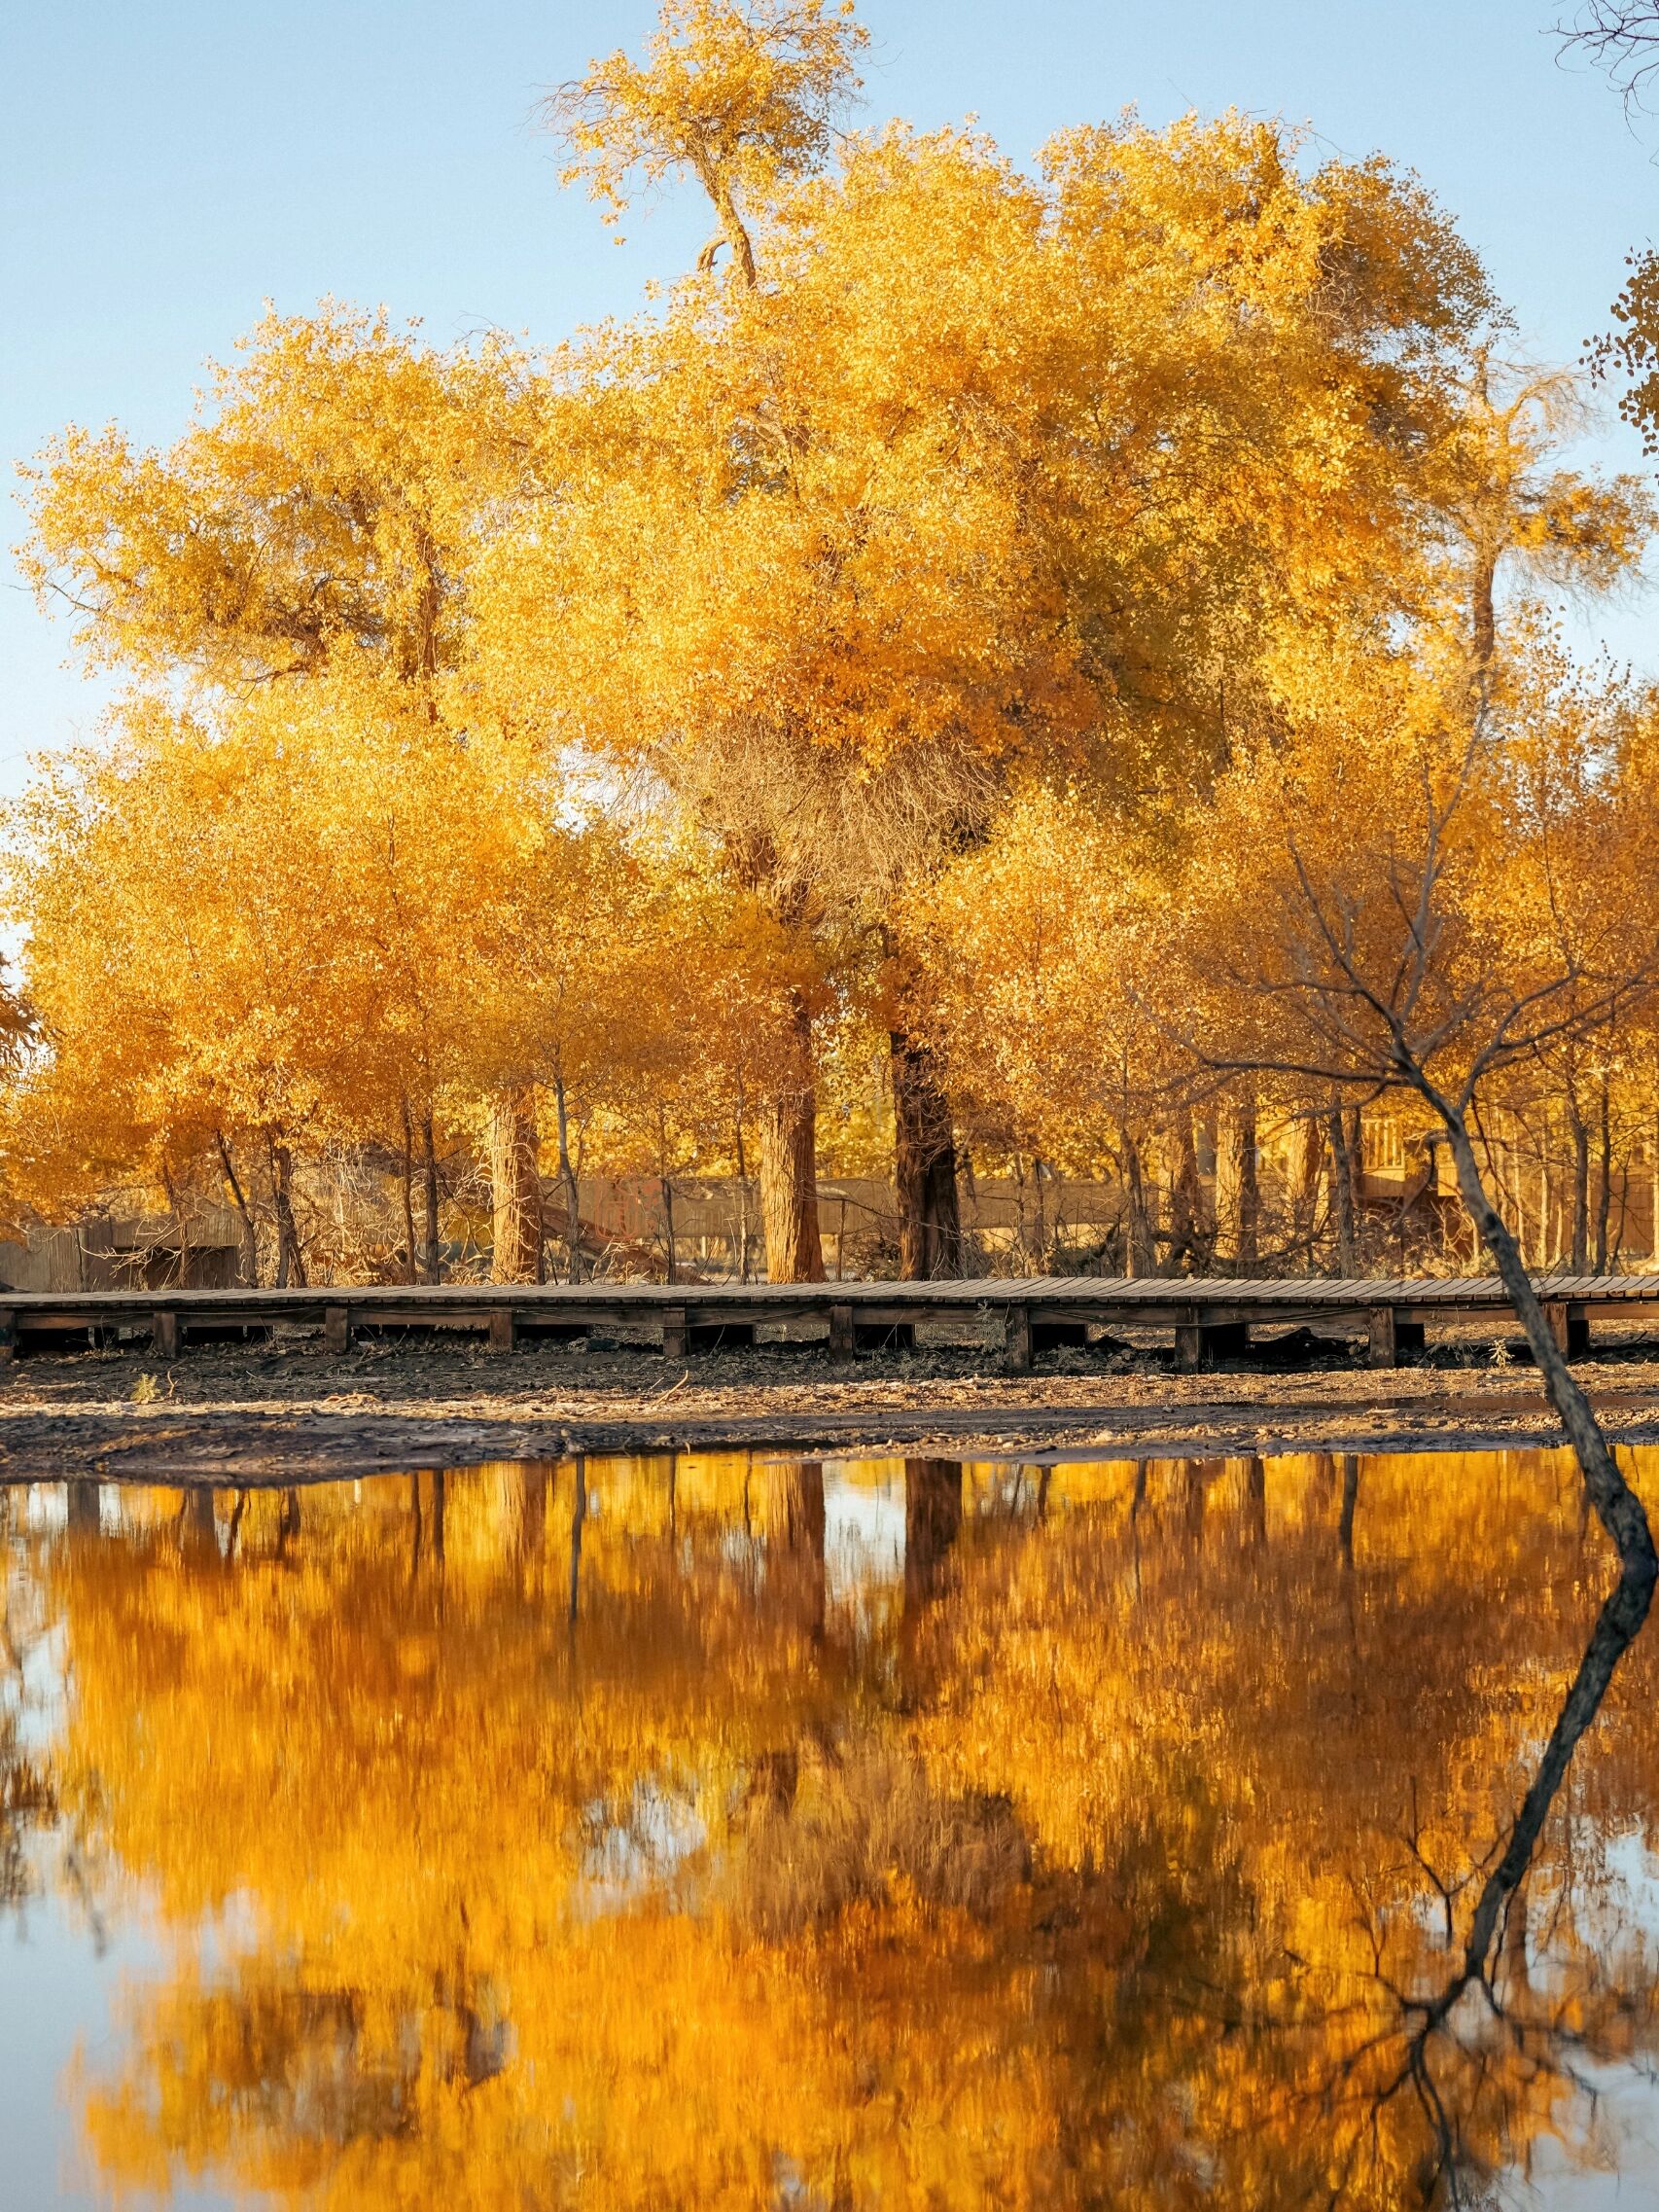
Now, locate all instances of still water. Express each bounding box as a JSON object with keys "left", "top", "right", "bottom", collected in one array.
[{"left": 5, "top": 1449, "right": 1659, "bottom": 2209}]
